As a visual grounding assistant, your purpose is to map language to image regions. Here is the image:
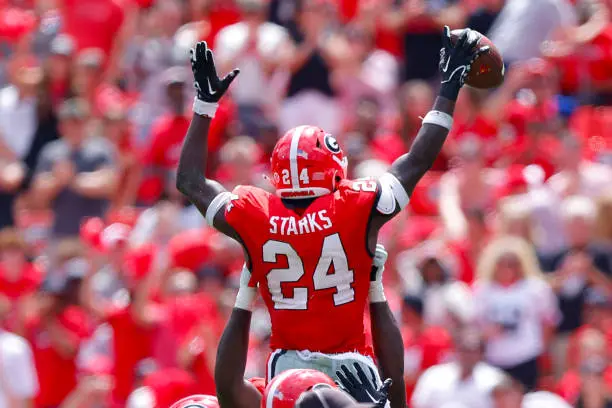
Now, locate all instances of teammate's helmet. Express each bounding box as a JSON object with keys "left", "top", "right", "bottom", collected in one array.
[
  {"left": 270, "top": 126, "right": 348, "bottom": 199},
  {"left": 262, "top": 369, "right": 337, "bottom": 408},
  {"left": 170, "top": 394, "right": 220, "bottom": 408},
  {"left": 249, "top": 377, "right": 266, "bottom": 395}
]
